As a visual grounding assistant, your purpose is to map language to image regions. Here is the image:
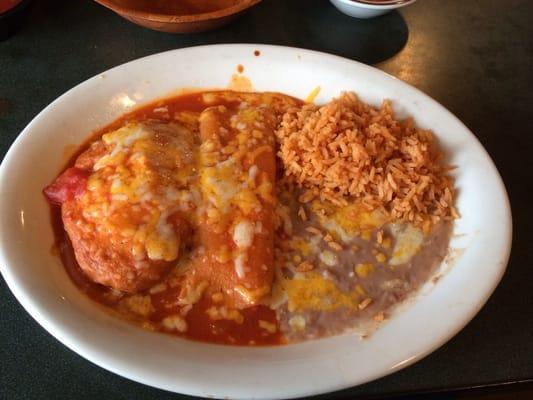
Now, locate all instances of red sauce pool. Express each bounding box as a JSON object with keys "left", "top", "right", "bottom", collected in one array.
[{"left": 49, "top": 91, "right": 285, "bottom": 346}]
